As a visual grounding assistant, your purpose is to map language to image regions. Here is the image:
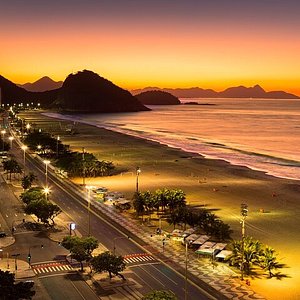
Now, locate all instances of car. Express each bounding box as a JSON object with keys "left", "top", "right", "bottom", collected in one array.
[{"left": 0, "top": 232, "right": 7, "bottom": 238}]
